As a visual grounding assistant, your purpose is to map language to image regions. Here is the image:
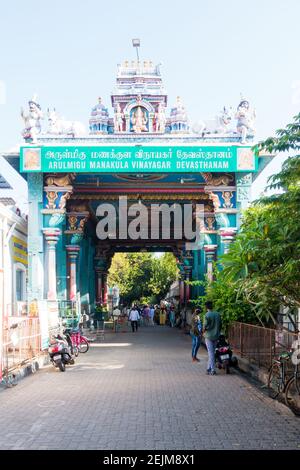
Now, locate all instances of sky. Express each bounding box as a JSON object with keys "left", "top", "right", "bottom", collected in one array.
[{"left": 0, "top": 0, "right": 299, "bottom": 198}]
